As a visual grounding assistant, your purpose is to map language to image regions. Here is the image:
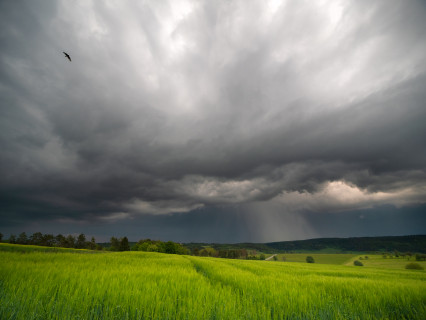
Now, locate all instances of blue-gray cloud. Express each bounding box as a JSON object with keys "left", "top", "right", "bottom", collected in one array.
[{"left": 1, "top": 0, "right": 426, "bottom": 241}]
